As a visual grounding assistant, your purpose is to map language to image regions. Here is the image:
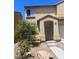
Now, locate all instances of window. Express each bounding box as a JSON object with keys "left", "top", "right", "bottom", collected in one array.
[{"left": 27, "top": 9, "right": 30, "bottom": 16}]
